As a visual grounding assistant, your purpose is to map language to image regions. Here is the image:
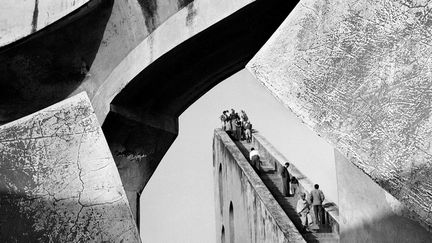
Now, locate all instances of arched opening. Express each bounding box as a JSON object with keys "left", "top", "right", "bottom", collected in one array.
[
  {"left": 219, "top": 163, "right": 223, "bottom": 216},
  {"left": 221, "top": 225, "right": 226, "bottom": 243},
  {"left": 229, "top": 201, "right": 234, "bottom": 243}
]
